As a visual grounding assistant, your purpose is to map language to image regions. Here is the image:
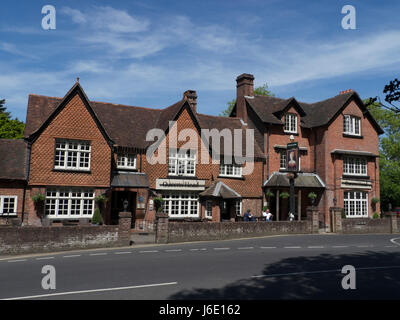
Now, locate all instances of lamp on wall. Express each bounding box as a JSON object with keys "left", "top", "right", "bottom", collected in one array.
[{"left": 333, "top": 197, "right": 337, "bottom": 207}]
